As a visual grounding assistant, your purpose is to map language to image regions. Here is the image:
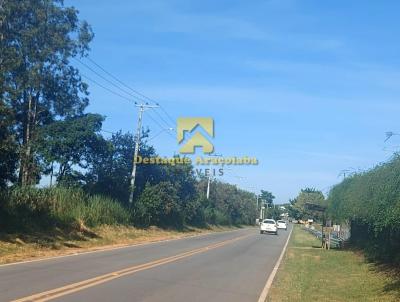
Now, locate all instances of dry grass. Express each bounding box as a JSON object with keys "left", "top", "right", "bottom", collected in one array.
[
  {"left": 0, "top": 225, "right": 240, "bottom": 265},
  {"left": 267, "top": 225, "right": 400, "bottom": 302}
]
